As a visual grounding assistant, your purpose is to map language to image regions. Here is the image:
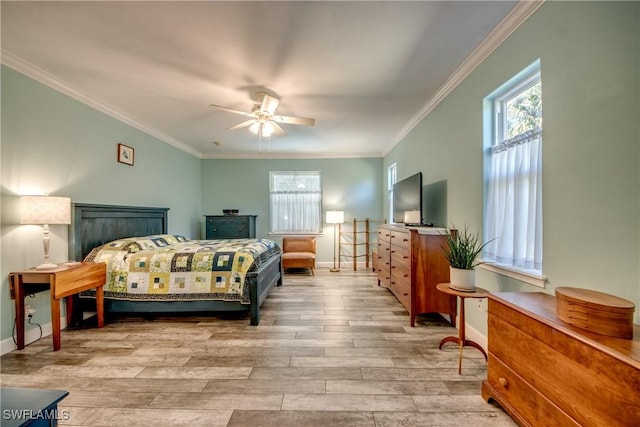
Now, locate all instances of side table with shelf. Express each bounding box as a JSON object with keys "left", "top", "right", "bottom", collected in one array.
[{"left": 9, "top": 262, "right": 106, "bottom": 351}]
